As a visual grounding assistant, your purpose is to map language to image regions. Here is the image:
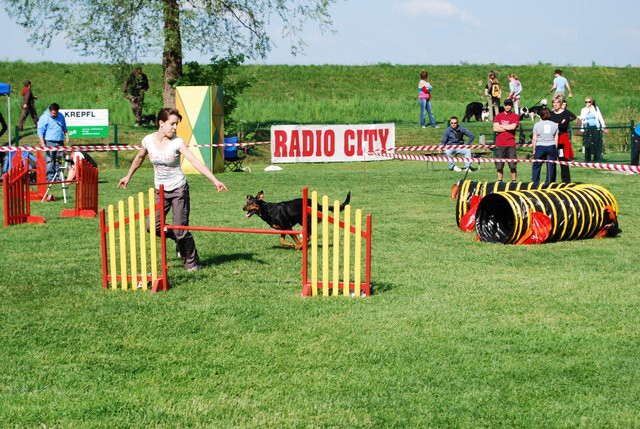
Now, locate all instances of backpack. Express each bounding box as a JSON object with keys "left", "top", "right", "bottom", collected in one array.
[{"left": 491, "top": 81, "right": 501, "bottom": 98}]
